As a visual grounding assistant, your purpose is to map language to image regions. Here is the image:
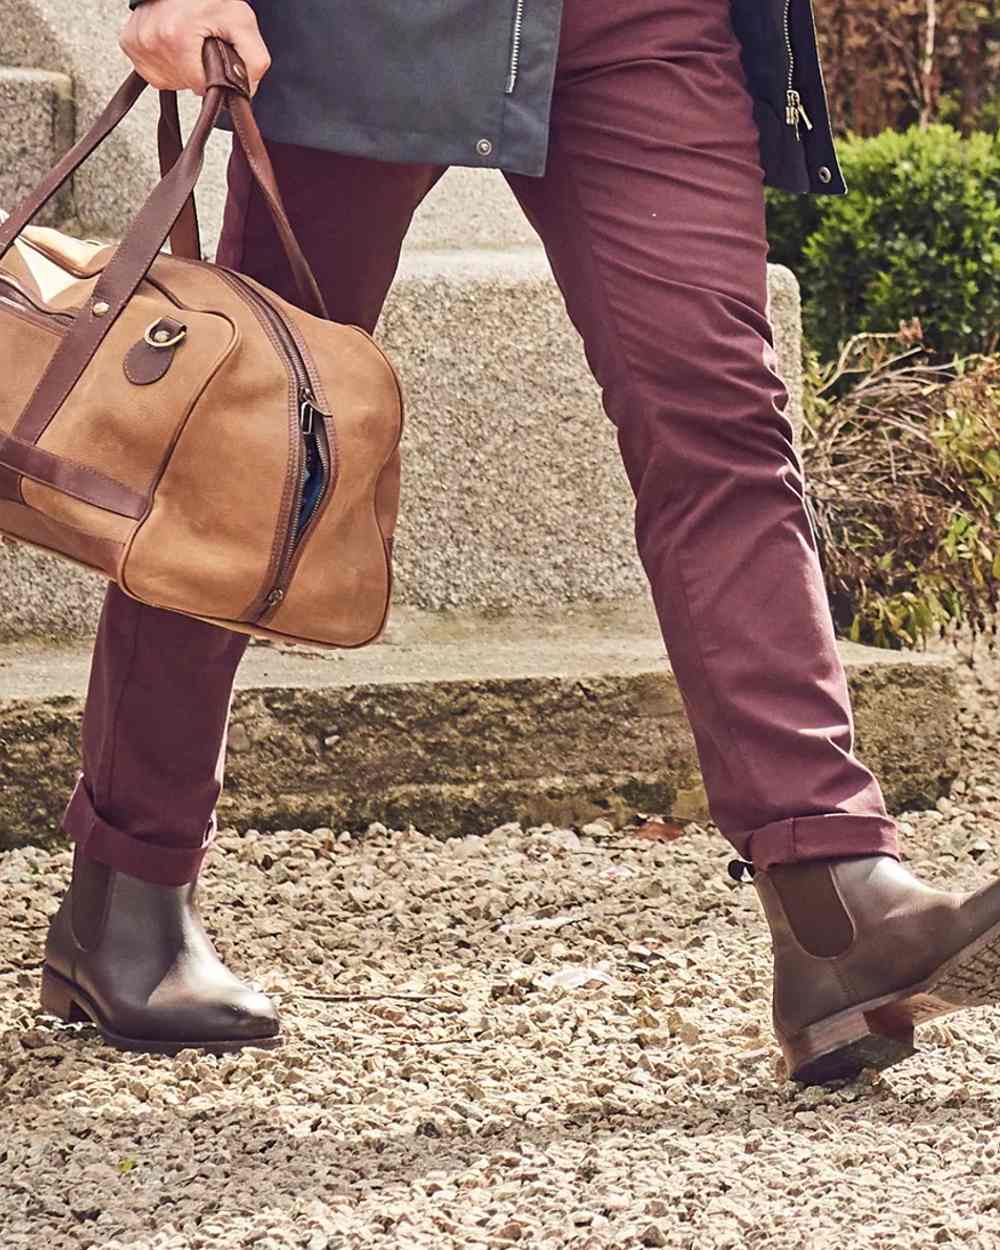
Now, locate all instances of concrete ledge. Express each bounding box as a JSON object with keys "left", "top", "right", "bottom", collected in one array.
[
  {"left": 0, "top": 605, "right": 960, "bottom": 852},
  {"left": 0, "top": 256, "right": 802, "bottom": 637},
  {"left": 0, "top": 66, "right": 74, "bottom": 224}
]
